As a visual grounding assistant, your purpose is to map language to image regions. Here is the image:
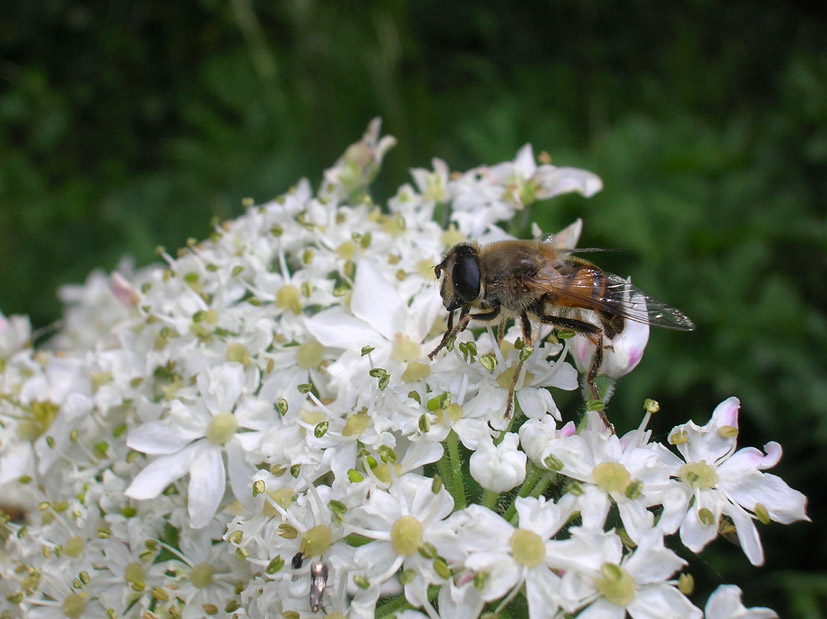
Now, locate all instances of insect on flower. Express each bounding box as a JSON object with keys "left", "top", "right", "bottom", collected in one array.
[
  {"left": 309, "top": 560, "right": 329, "bottom": 614},
  {"left": 428, "top": 238, "right": 695, "bottom": 423}
]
